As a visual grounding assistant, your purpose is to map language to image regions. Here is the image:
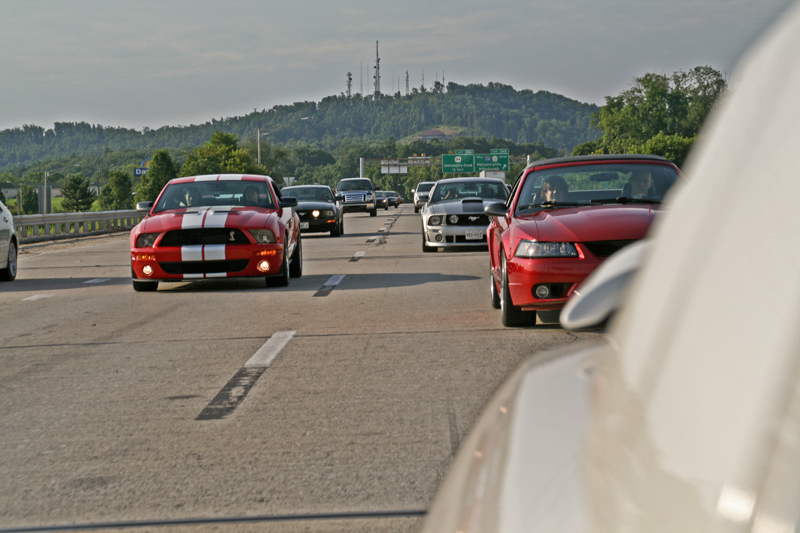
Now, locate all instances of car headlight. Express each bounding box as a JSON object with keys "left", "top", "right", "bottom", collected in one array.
[
  {"left": 135, "top": 232, "right": 160, "bottom": 248},
  {"left": 428, "top": 216, "right": 442, "bottom": 226},
  {"left": 323, "top": 210, "right": 334, "bottom": 217},
  {"left": 515, "top": 241, "right": 578, "bottom": 258},
  {"left": 448, "top": 215, "right": 459, "bottom": 224},
  {"left": 312, "top": 210, "right": 320, "bottom": 218},
  {"left": 250, "top": 229, "right": 277, "bottom": 244}
]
